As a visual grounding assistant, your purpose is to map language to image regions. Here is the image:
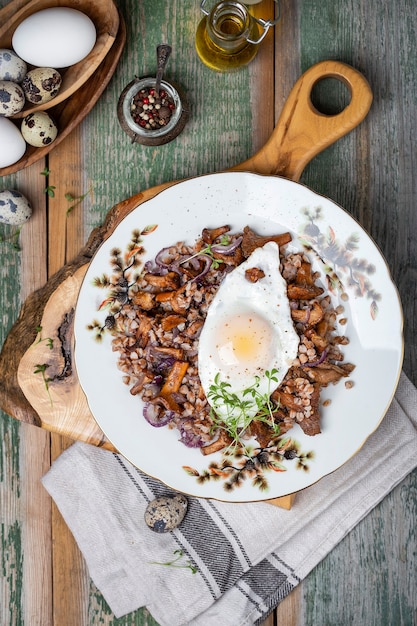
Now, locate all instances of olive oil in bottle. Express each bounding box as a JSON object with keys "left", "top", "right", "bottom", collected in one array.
[{"left": 195, "top": 1, "right": 261, "bottom": 72}]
